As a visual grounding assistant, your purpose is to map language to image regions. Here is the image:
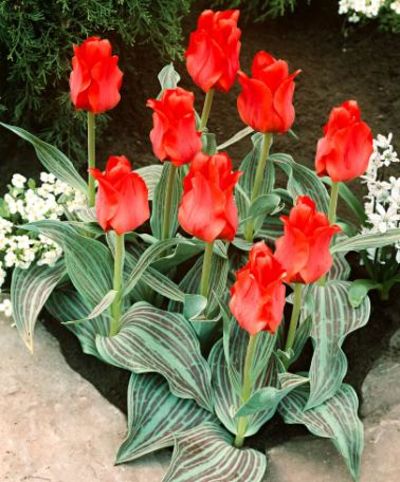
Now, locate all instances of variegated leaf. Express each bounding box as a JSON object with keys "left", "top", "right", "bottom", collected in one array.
[
  {"left": 135, "top": 165, "right": 163, "bottom": 201},
  {"left": 271, "top": 152, "right": 329, "bottom": 212},
  {"left": 116, "top": 373, "right": 215, "bottom": 464},
  {"left": 279, "top": 382, "right": 363, "bottom": 481},
  {"left": 162, "top": 422, "right": 267, "bottom": 482},
  {"left": 306, "top": 281, "right": 370, "bottom": 409},
  {"left": 11, "top": 260, "right": 66, "bottom": 351},
  {"left": 0, "top": 122, "right": 87, "bottom": 194},
  {"left": 46, "top": 289, "right": 109, "bottom": 358},
  {"left": 95, "top": 302, "right": 213, "bottom": 411},
  {"left": 331, "top": 228, "right": 400, "bottom": 254}
]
